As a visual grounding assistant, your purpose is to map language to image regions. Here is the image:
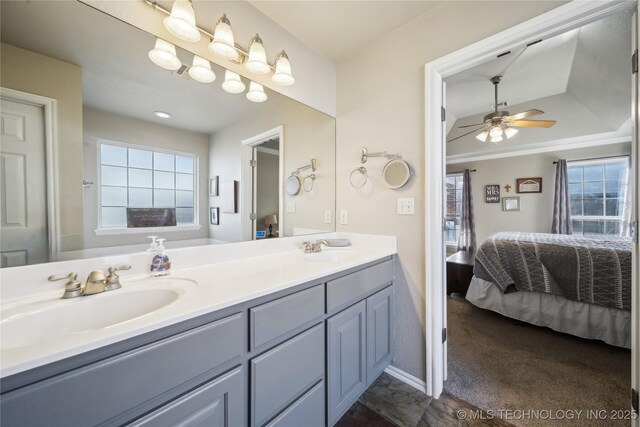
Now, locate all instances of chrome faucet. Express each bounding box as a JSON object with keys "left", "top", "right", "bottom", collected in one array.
[
  {"left": 302, "top": 240, "right": 329, "bottom": 254},
  {"left": 48, "top": 264, "right": 131, "bottom": 299}
]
